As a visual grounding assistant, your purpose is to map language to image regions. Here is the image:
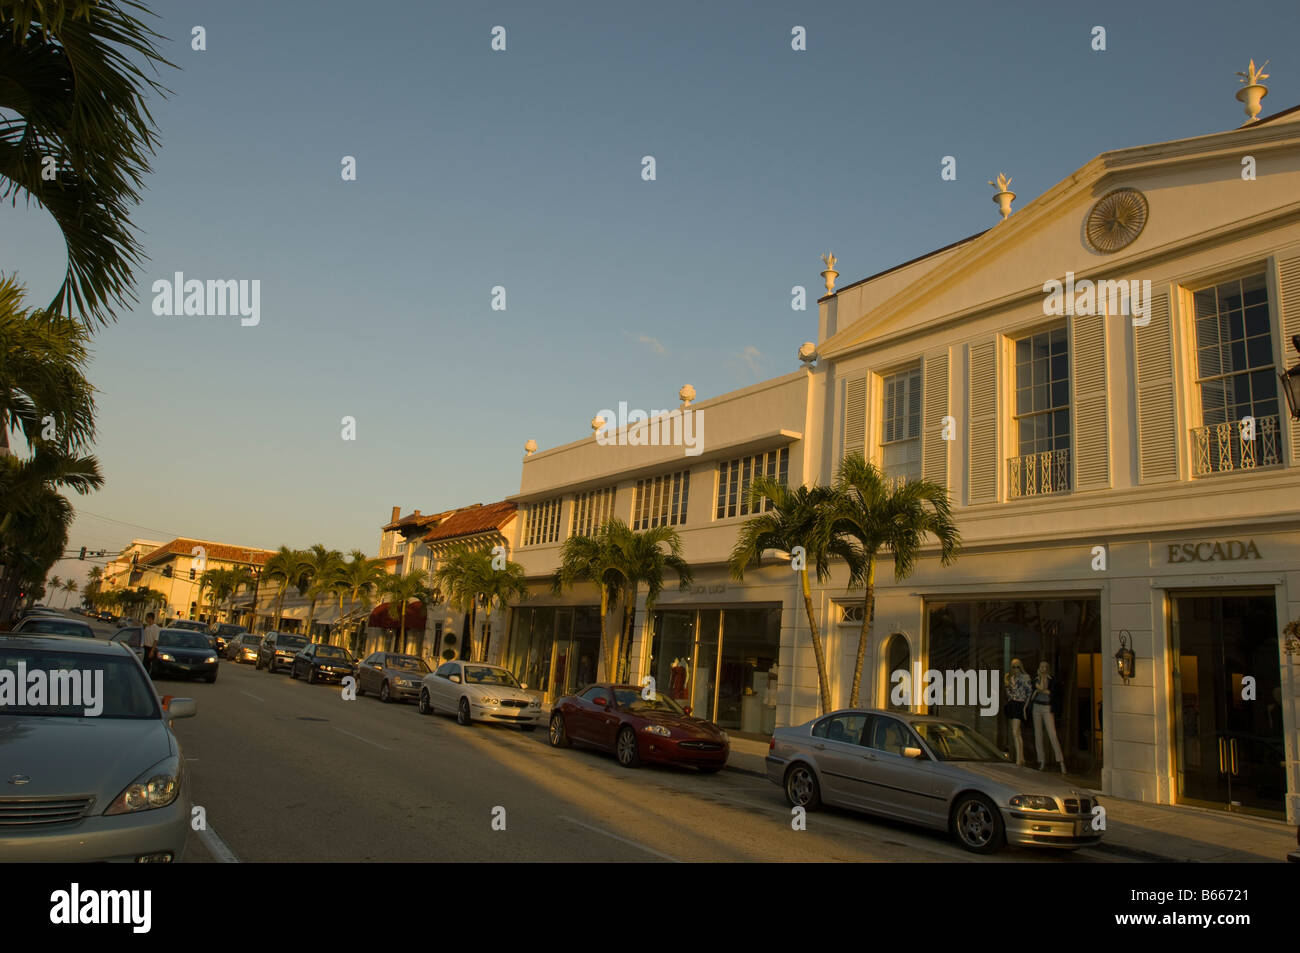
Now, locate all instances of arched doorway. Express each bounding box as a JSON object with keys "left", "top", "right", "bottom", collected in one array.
[{"left": 879, "top": 632, "right": 911, "bottom": 711}]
